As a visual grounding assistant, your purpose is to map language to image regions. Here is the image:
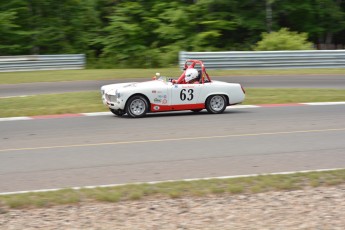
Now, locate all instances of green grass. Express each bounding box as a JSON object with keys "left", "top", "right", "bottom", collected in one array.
[
  {"left": 0, "top": 68, "right": 344, "bottom": 84},
  {"left": 0, "top": 68, "right": 179, "bottom": 84},
  {"left": 0, "top": 169, "right": 344, "bottom": 210},
  {"left": 1, "top": 88, "right": 345, "bottom": 118},
  {"left": 210, "top": 68, "right": 345, "bottom": 77},
  {"left": 0, "top": 91, "right": 106, "bottom": 117},
  {"left": 245, "top": 88, "right": 345, "bottom": 105}
]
